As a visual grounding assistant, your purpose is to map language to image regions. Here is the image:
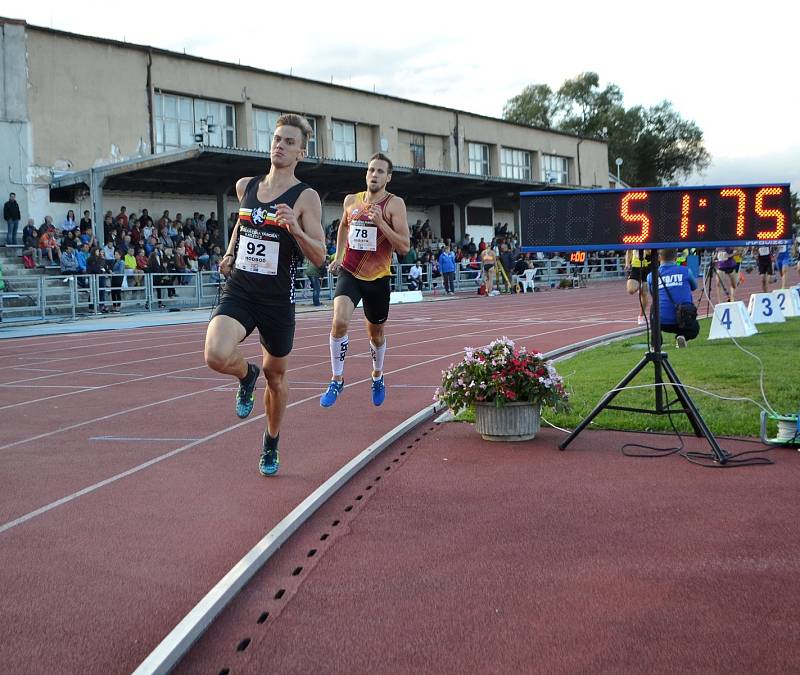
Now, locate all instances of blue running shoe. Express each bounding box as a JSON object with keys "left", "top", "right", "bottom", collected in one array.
[
  {"left": 320, "top": 379, "right": 344, "bottom": 408},
  {"left": 371, "top": 376, "right": 386, "bottom": 406},
  {"left": 236, "top": 363, "right": 260, "bottom": 419},
  {"left": 259, "top": 434, "right": 279, "bottom": 476}
]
